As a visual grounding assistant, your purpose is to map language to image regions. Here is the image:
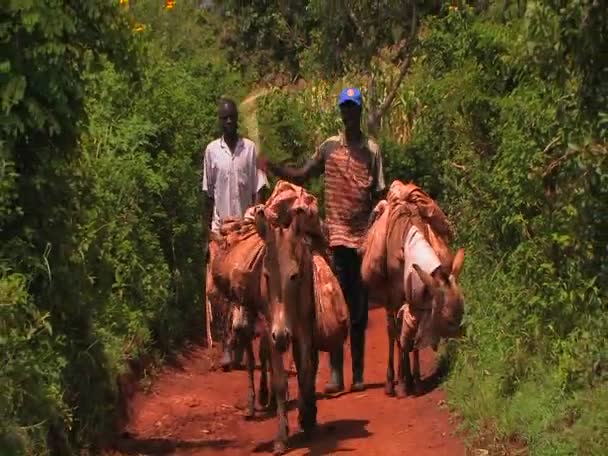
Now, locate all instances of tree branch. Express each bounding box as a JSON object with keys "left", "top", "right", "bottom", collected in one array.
[
  {"left": 367, "top": 1, "right": 418, "bottom": 137},
  {"left": 542, "top": 135, "right": 561, "bottom": 155},
  {"left": 346, "top": 6, "right": 366, "bottom": 42}
]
